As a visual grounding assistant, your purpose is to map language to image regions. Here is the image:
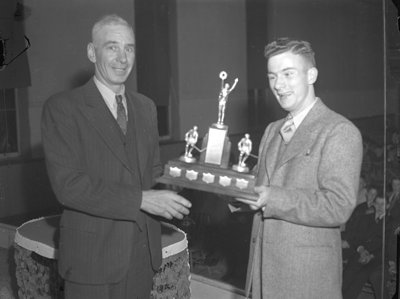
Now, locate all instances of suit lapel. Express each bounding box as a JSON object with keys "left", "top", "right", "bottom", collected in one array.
[
  {"left": 79, "top": 80, "right": 133, "bottom": 173},
  {"left": 256, "top": 124, "right": 282, "bottom": 186},
  {"left": 126, "top": 93, "right": 145, "bottom": 181},
  {"left": 264, "top": 127, "right": 283, "bottom": 183},
  {"left": 276, "top": 99, "right": 326, "bottom": 170}
]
